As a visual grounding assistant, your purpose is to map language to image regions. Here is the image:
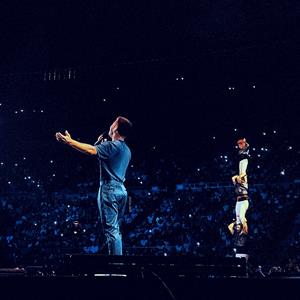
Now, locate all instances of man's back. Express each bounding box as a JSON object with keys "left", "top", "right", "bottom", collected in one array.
[{"left": 95, "top": 140, "right": 131, "bottom": 183}]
